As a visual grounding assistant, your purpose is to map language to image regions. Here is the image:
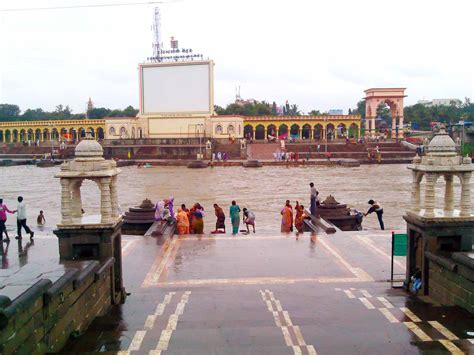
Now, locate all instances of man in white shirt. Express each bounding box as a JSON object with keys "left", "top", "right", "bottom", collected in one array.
[
  {"left": 309, "top": 182, "right": 319, "bottom": 216},
  {"left": 15, "top": 196, "right": 34, "bottom": 240}
]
